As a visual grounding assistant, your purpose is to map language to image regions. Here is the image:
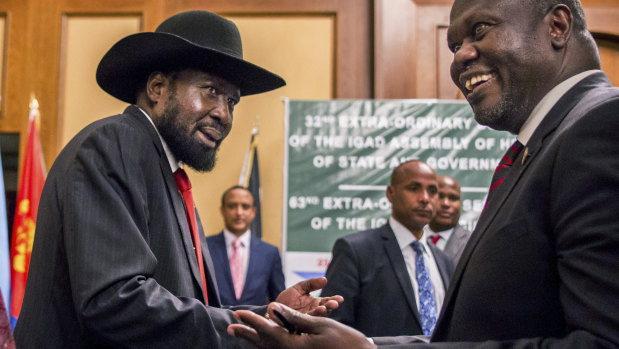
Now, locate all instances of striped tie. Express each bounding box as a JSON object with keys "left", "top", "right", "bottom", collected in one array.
[{"left": 485, "top": 140, "right": 524, "bottom": 207}]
